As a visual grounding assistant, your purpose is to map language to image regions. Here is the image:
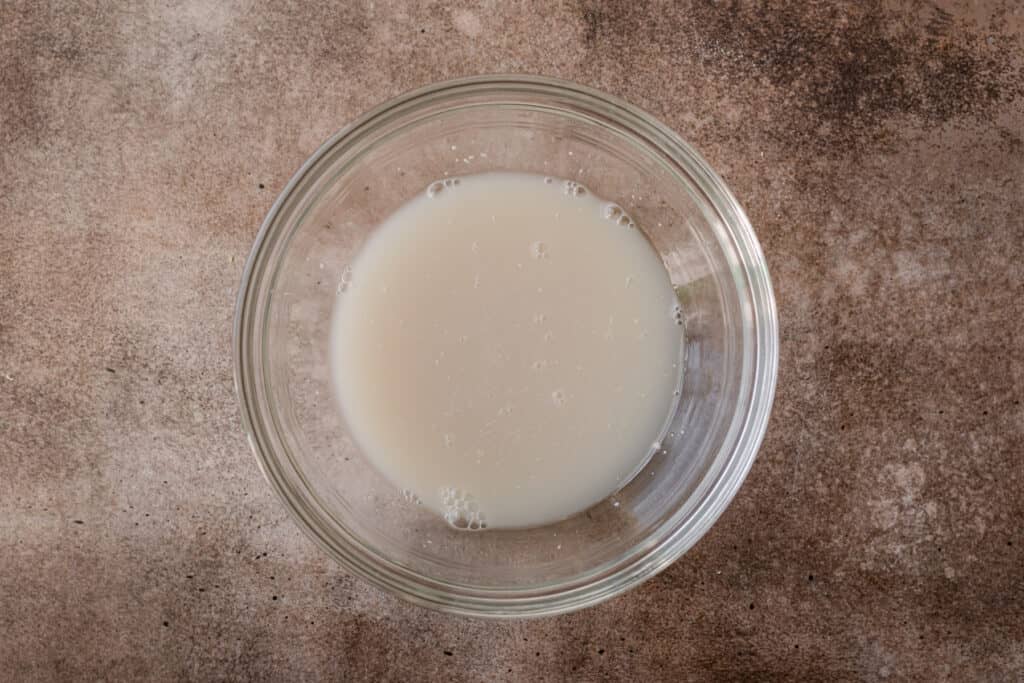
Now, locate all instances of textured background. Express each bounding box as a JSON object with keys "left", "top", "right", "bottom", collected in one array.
[{"left": 2, "top": 1, "right": 1023, "bottom": 680}]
